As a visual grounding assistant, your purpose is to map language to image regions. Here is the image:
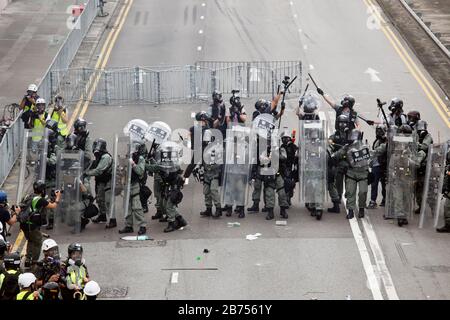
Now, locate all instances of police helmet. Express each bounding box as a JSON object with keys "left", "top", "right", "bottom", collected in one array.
[
  {"left": 68, "top": 243, "right": 83, "bottom": 256},
  {"left": 93, "top": 138, "right": 107, "bottom": 154},
  {"left": 33, "top": 180, "right": 46, "bottom": 194},
  {"left": 74, "top": 118, "right": 87, "bottom": 134},
  {"left": 397, "top": 124, "right": 413, "bottom": 134},
  {"left": 415, "top": 120, "right": 428, "bottom": 132},
  {"left": 3, "top": 252, "right": 21, "bottom": 270},
  {"left": 341, "top": 95, "right": 355, "bottom": 109},
  {"left": 389, "top": 98, "right": 403, "bottom": 112}
]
